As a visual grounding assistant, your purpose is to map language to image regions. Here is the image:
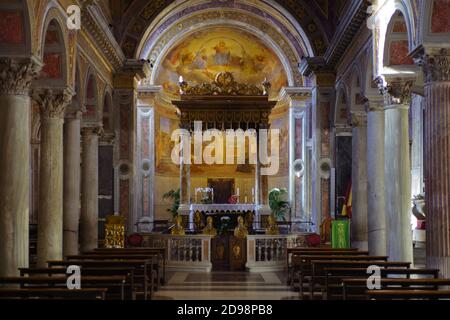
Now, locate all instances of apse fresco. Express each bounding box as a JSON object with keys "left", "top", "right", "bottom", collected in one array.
[{"left": 155, "top": 27, "right": 288, "bottom": 98}]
